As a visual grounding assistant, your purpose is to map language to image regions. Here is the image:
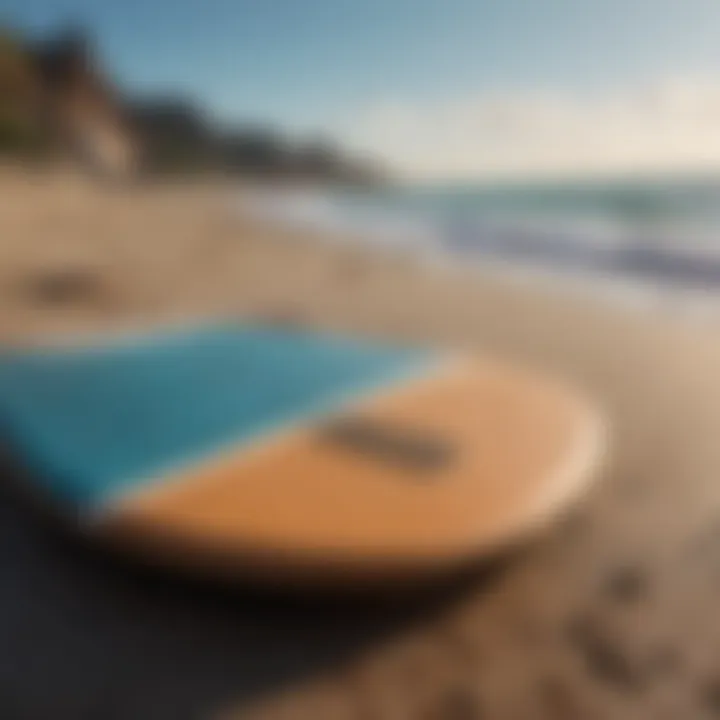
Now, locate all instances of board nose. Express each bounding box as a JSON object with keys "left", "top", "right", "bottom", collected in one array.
[{"left": 96, "top": 358, "right": 605, "bottom": 582}]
